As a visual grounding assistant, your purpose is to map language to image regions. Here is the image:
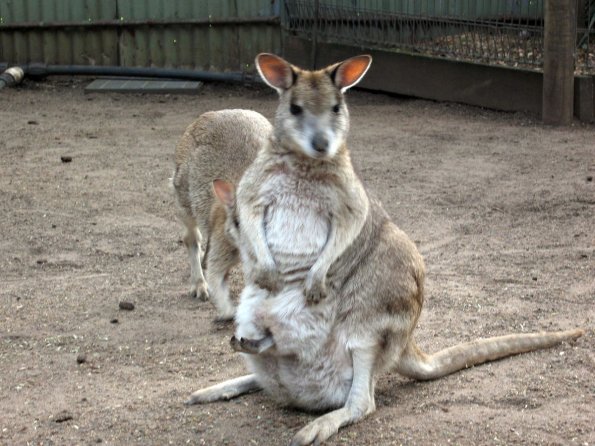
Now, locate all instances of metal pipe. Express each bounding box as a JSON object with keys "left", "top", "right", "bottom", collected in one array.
[
  {"left": 23, "top": 64, "right": 259, "bottom": 84},
  {"left": 0, "top": 66, "right": 25, "bottom": 90},
  {"left": 0, "top": 63, "right": 263, "bottom": 90},
  {"left": 0, "top": 16, "right": 279, "bottom": 31}
]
